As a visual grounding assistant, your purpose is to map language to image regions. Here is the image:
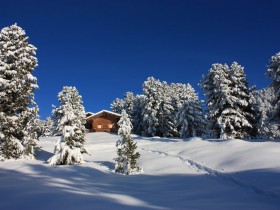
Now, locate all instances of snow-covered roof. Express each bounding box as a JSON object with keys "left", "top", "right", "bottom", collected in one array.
[
  {"left": 86, "top": 112, "right": 95, "bottom": 115},
  {"left": 85, "top": 112, "right": 95, "bottom": 117},
  {"left": 85, "top": 110, "right": 121, "bottom": 119}
]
